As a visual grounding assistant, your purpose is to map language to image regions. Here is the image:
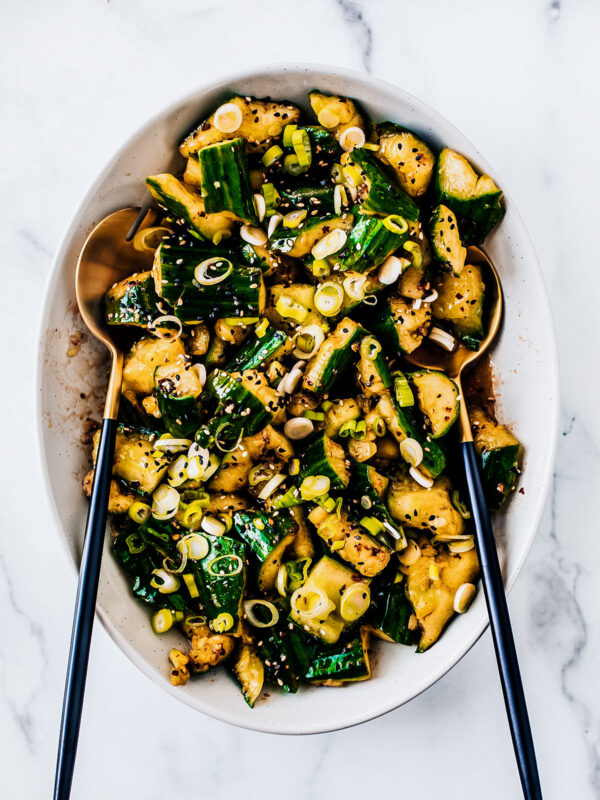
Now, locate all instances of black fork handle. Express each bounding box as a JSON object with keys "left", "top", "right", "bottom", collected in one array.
[{"left": 462, "top": 441, "right": 543, "bottom": 799}]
